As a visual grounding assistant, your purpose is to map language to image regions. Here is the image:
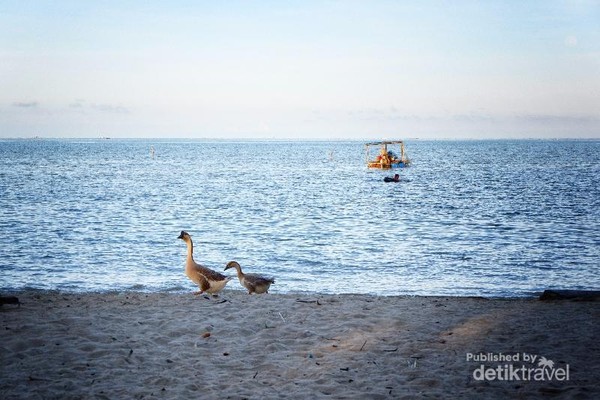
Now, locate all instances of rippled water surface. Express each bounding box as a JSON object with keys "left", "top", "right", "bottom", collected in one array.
[{"left": 1, "top": 139, "right": 598, "bottom": 296}]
